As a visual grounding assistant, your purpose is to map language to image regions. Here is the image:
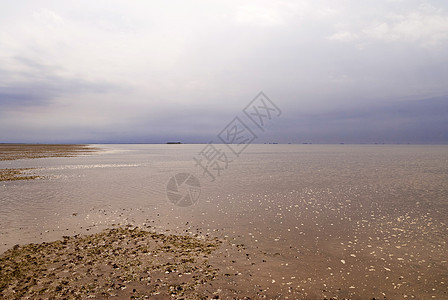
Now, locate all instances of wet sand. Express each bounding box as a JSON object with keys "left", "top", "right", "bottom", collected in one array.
[
  {"left": 0, "top": 227, "right": 221, "bottom": 299},
  {"left": 0, "top": 145, "right": 284, "bottom": 299},
  {"left": 1, "top": 144, "right": 447, "bottom": 299},
  {"left": 0, "top": 144, "right": 97, "bottom": 162},
  {"left": 0, "top": 168, "right": 39, "bottom": 181},
  {"left": 0, "top": 226, "right": 294, "bottom": 299},
  {"left": 0, "top": 144, "right": 97, "bottom": 181}
]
